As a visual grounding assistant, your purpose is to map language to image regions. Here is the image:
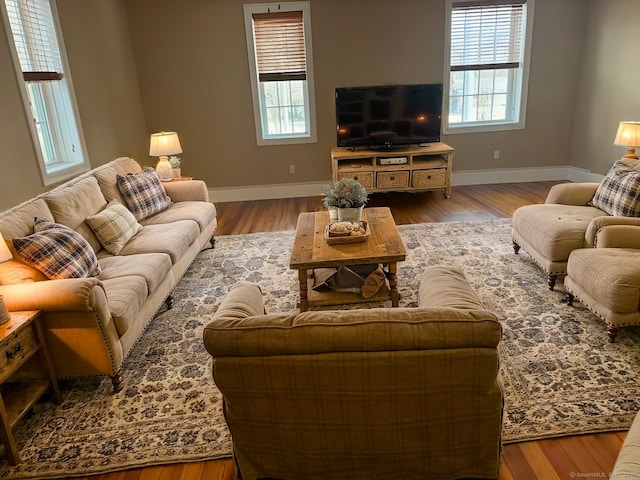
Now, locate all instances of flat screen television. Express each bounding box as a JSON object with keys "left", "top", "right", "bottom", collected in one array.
[{"left": 335, "top": 83, "right": 443, "bottom": 150}]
